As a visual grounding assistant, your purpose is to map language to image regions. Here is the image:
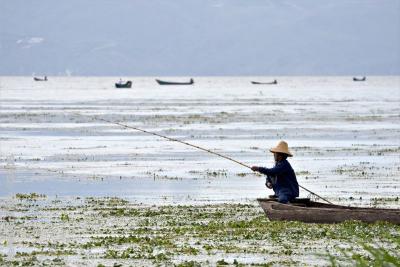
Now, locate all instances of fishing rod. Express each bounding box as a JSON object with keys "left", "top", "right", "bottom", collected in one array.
[{"left": 73, "top": 112, "right": 333, "bottom": 204}]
